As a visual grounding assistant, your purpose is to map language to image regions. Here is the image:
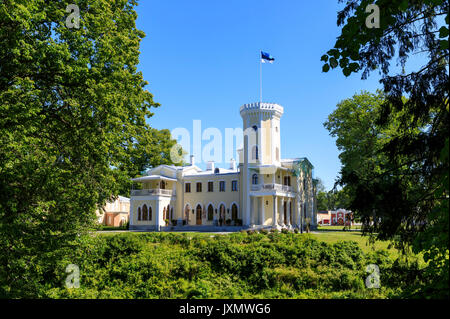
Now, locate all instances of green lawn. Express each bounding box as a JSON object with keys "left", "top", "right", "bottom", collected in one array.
[
  {"left": 317, "top": 225, "right": 362, "bottom": 231},
  {"left": 311, "top": 229, "right": 395, "bottom": 255}
]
